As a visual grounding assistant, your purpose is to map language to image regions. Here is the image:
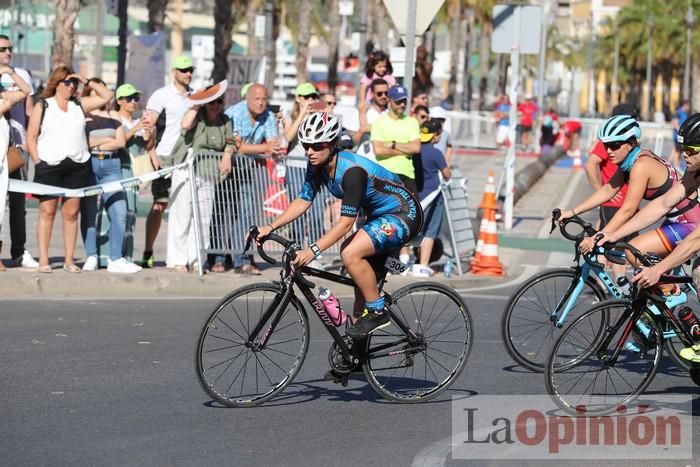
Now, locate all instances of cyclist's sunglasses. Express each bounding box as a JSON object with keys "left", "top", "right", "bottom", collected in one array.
[
  {"left": 603, "top": 141, "right": 625, "bottom": 151},
  {"left": 682, "top": 144, "right": 700, "bottom": 156},
  {"left": 302, "top": 141, "right": 332, "bottom": 152}
]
